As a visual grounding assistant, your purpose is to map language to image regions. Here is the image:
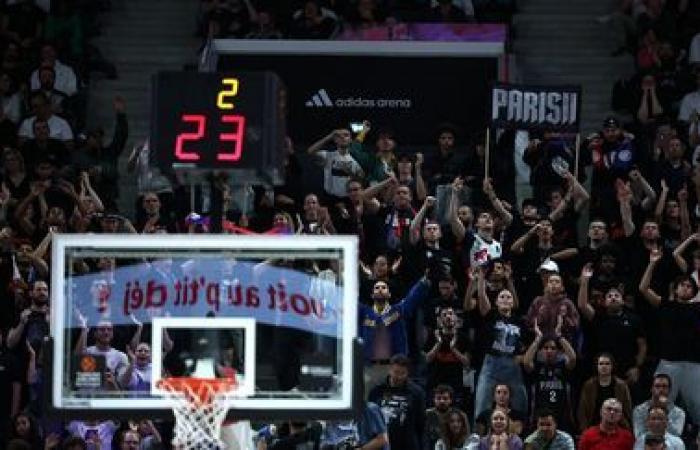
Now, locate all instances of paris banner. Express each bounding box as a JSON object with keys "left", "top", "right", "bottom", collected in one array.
[{"left": 490, "top": 83, "right": 582, "bottom": 132}]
